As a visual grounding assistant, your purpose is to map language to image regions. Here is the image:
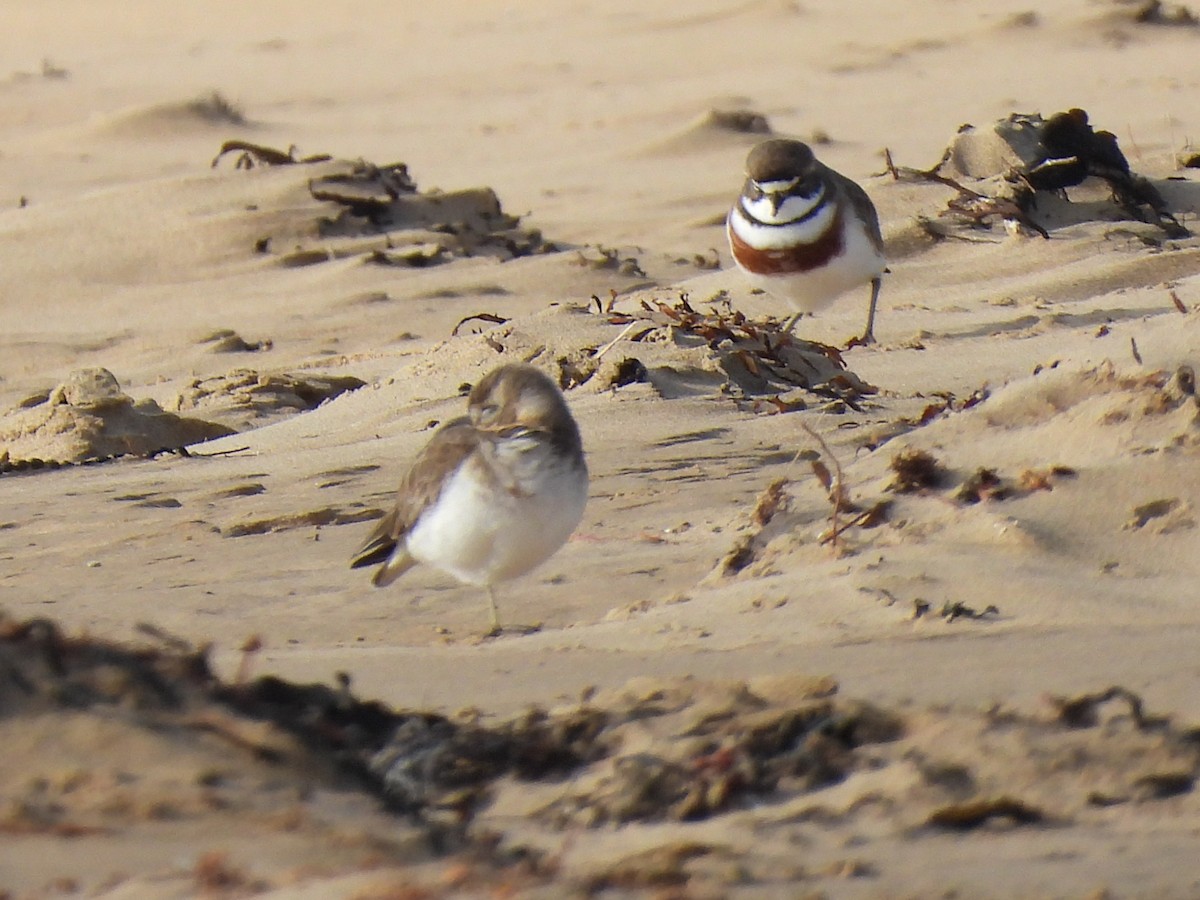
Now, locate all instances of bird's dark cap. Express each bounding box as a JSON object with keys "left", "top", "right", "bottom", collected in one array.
[{"left": 745, "top": 139, "right": 815, "bottom": 183}]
